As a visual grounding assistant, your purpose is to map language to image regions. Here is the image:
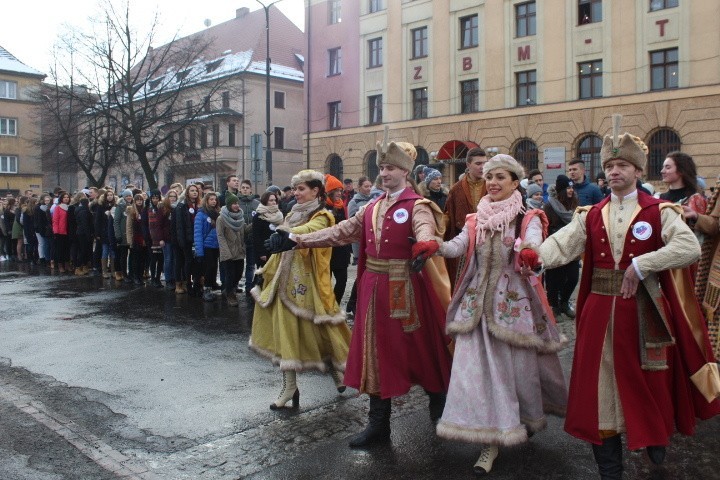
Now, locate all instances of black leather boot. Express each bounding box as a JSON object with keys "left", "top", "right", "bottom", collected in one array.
[
  {"left": 426, "top": 390, "right": 446, "bottom": 424},
  {"left": 348, "top": 396, "right": 391, "bottom": 448},
  {"left": 646, "top": 445, "right": 666, "bottom": 465},
  {"left": 591, "top": 435, "right": 623, "bottom": 480}
]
